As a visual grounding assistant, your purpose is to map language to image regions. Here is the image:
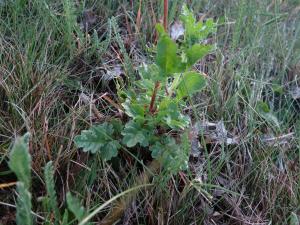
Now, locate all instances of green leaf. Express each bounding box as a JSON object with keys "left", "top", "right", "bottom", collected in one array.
[
  {"left": 66, "top": 192, "right": 86, "bottom": 222},
  {"left": 155, "top": 23, "right": 165, "bottom": 35},
  {"left": 44, "top": 161, "right": 60, "bottom": 224},
  {"left": 122, "top": 100, "right": 145, "bottom": 119},
  {"left": 150, "top": 135, "right": 190, "bottom": 174},
  {"left": 290, "top": 212, "right": 299, "bottom": 225},
  {"left": 176, "top": 71, "right": 206, "bottom": 99},
  {"left": 122, "top": 120, "right": 152, "bottom": 147},
  {"left": 180, "top": 4, "right": 216, "bottom": 46},
  {"left": 158, "top": 99, "right": 190, "bottom": 129},
  {"left": 16, "top": 182, "right": 32, "bottom": 225},
  {"left": 74, "top": 123, "right": 121, "bottom": 161},
  {"left": 256, "top": 101, "right": 270, "bottom": 113},
  {"left": 149, "top": 142, "right": 163, "bottom": 158},
  {"left": 156, "top": 31, "right": 183, "bottom": 76},
  {"left": 61, "top": 210, "right": 69, "bottom": 225},
  {"left": 186, "top": 44, "right": 212, "bottom": 67},
  {"left": 8, "top": 133, "right": 31, "bottom": 189},
  {"left": 256, "top": 101, "right": 280, "bottom": 128}
]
